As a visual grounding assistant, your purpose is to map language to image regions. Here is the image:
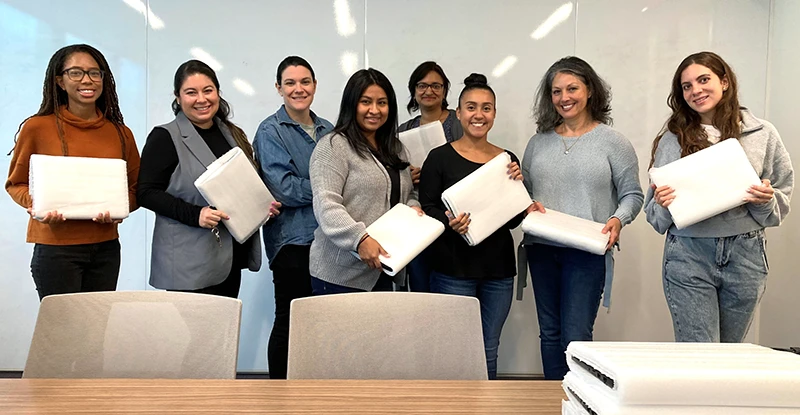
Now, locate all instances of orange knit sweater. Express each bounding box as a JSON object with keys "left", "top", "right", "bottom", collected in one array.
[{"left": 5, "top": 106, "right": 140, "bottom": 245}]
